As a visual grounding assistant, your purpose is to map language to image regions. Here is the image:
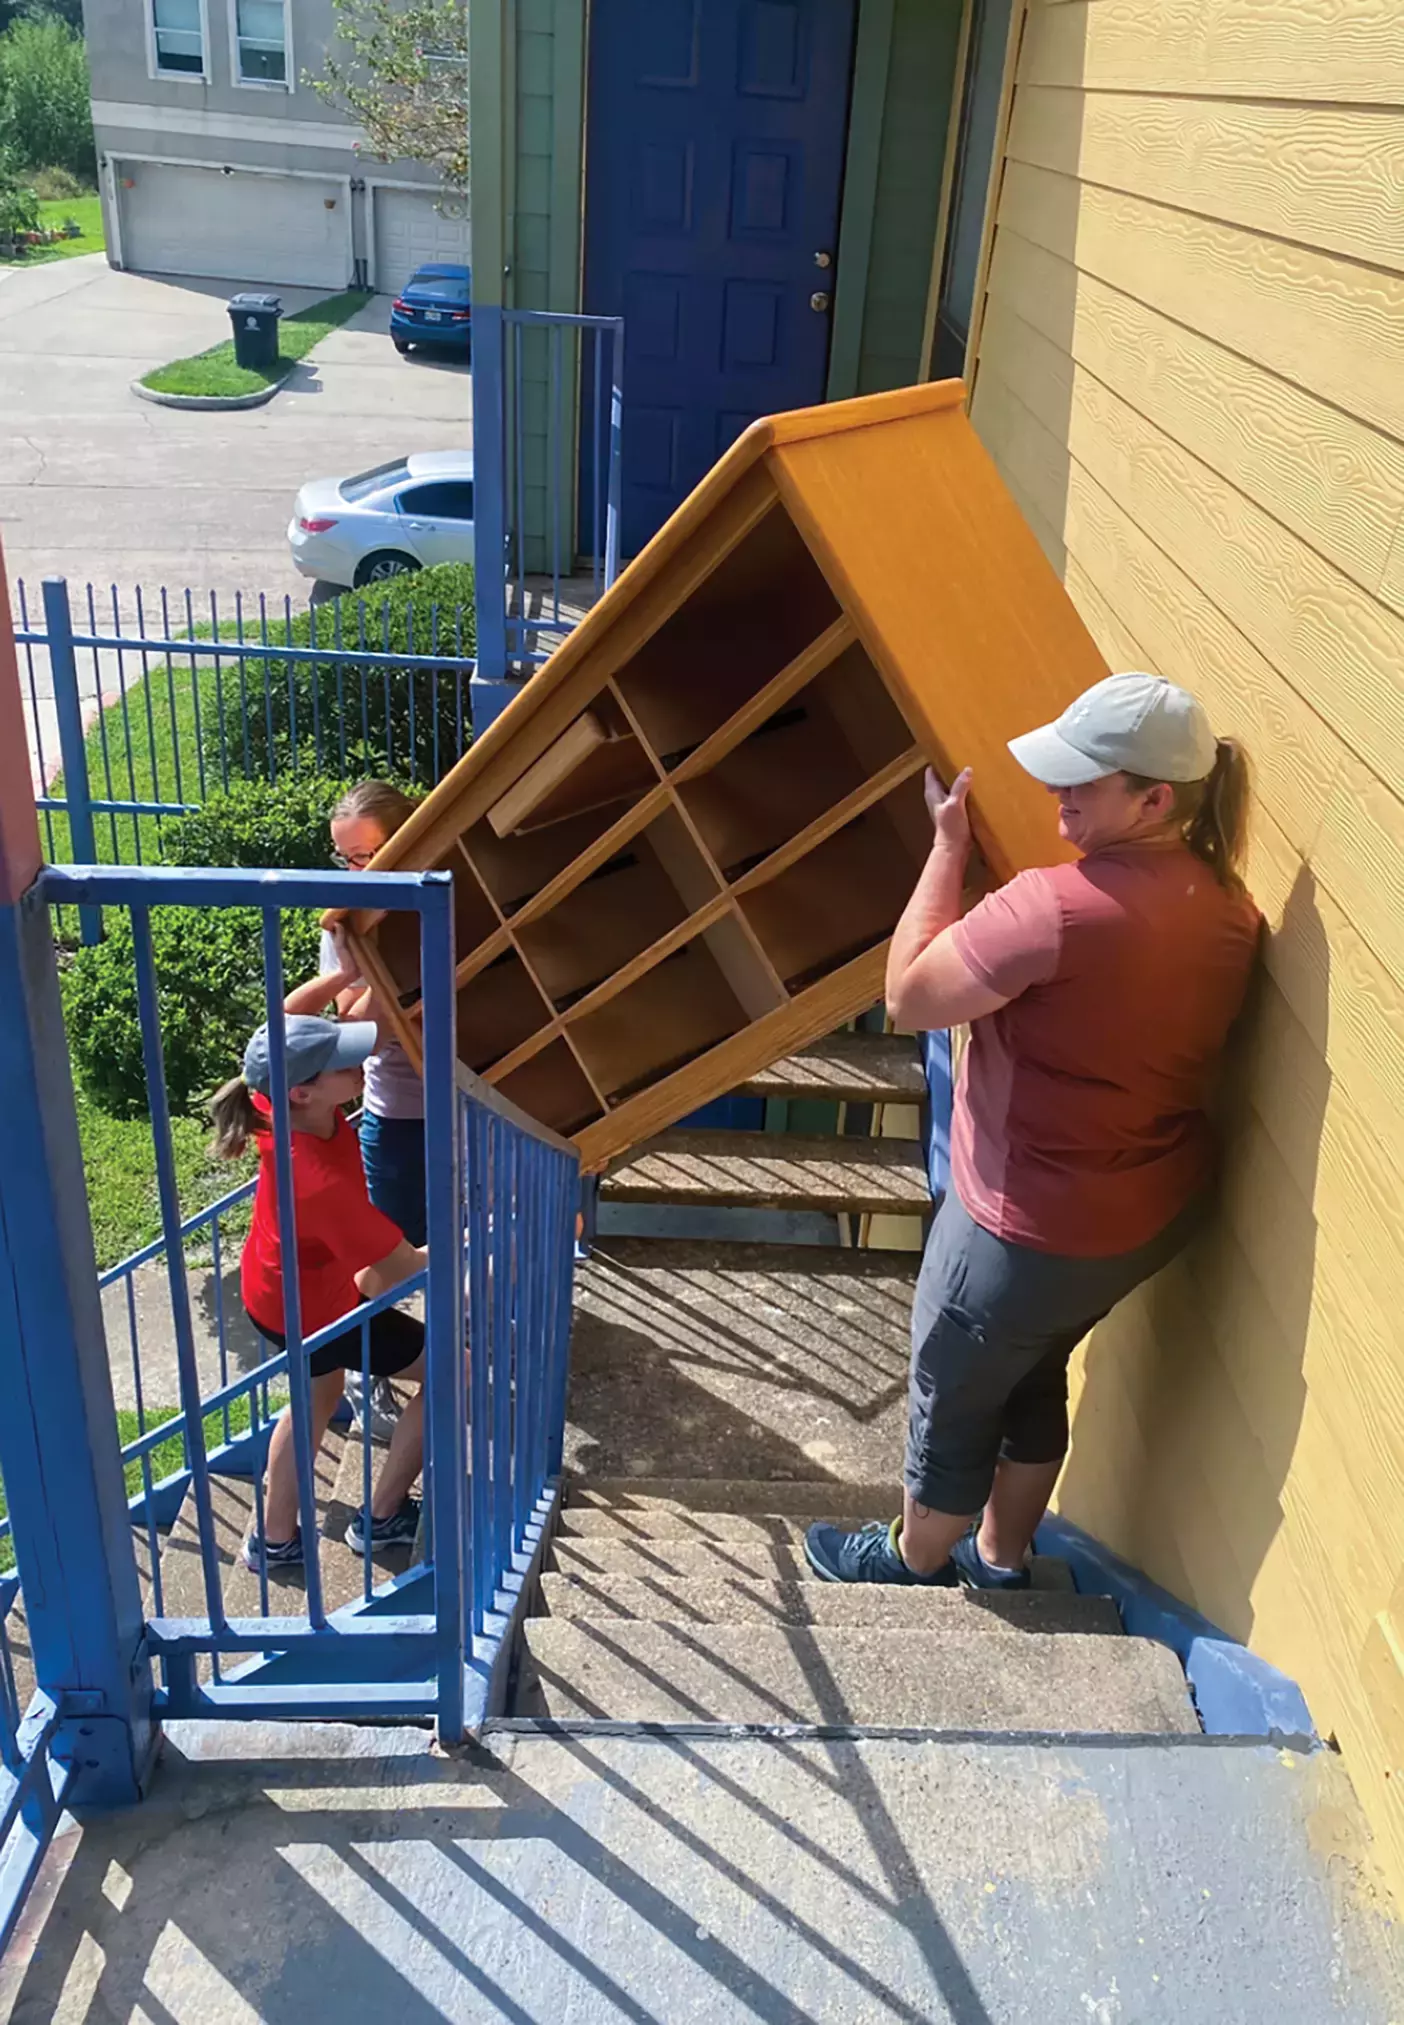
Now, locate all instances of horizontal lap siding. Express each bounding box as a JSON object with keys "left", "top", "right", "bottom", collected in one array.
[{"left": 969, "top": 0, "right": 1404, "bottom": 1897}]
